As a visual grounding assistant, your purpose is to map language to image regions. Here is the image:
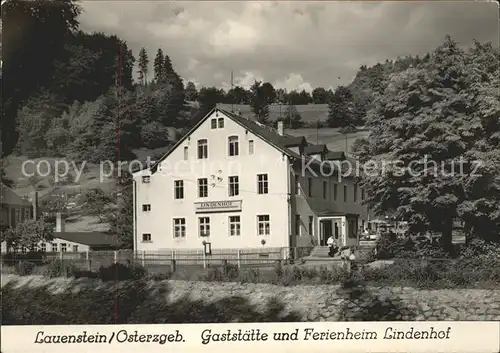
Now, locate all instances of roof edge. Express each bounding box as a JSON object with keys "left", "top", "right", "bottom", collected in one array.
[{"left": 149, "top": 107, "right": 218, "bottom": 174}]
